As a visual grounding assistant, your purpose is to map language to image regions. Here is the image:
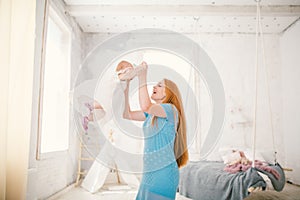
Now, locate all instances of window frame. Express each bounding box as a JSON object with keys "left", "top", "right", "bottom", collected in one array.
[{"left": 36, "top": 2, "right": 72, "bottom": 160}]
